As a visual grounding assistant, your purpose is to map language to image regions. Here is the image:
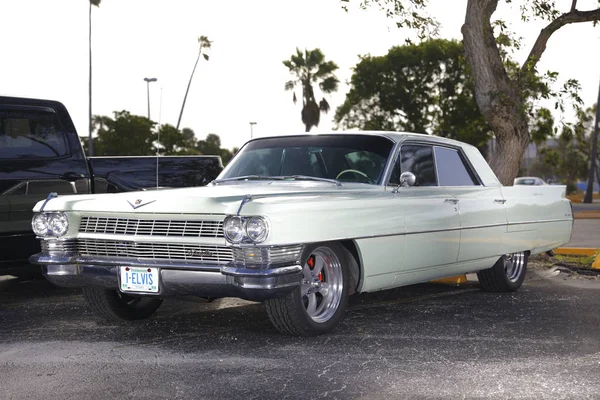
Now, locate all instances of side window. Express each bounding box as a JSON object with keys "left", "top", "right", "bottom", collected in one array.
[
  {"left": 0, "top": 110, "right": 69, "bottom": 159},
  {"left": 394, "top": 144, "right": 437, "bottom": 186},
  {"left": 434, "top": 146, "right": 476, "bottom": 186}
]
